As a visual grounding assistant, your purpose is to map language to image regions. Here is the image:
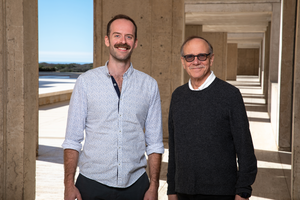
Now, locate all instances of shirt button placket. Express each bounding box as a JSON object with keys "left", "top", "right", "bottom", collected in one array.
[{"left": 118, "top": 100, "right": 123, "bottom": 185}]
